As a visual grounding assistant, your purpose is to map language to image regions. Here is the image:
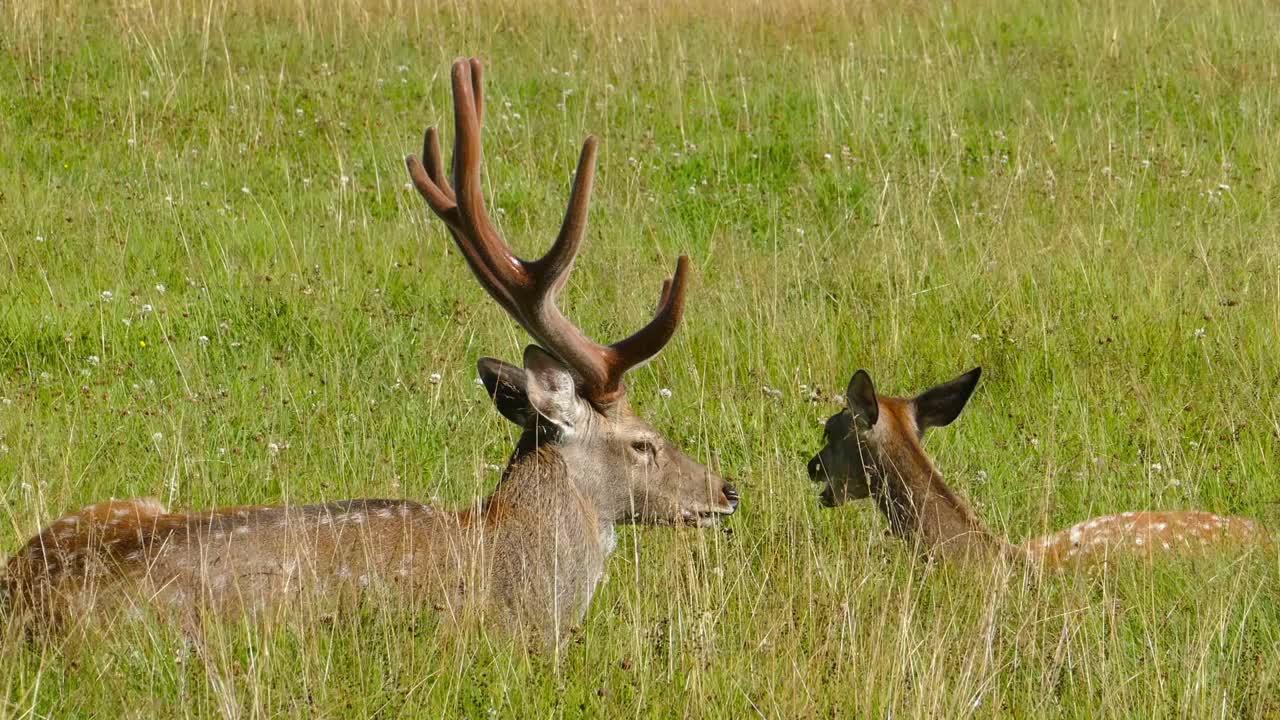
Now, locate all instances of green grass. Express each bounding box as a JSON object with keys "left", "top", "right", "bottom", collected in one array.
[{"left": 3, "top": 0, "right": 1280, "bottom": 715}]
